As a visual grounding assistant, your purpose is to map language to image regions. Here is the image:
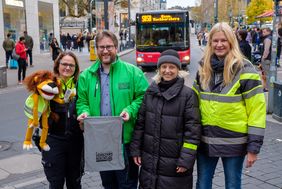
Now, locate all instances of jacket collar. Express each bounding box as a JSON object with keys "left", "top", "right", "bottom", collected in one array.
[
  {"left": 148, "top": 77, "right": 184, "bottom": 101},
  {"left": 88, "top": 56, "right": 120, "bottom": 74}
]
